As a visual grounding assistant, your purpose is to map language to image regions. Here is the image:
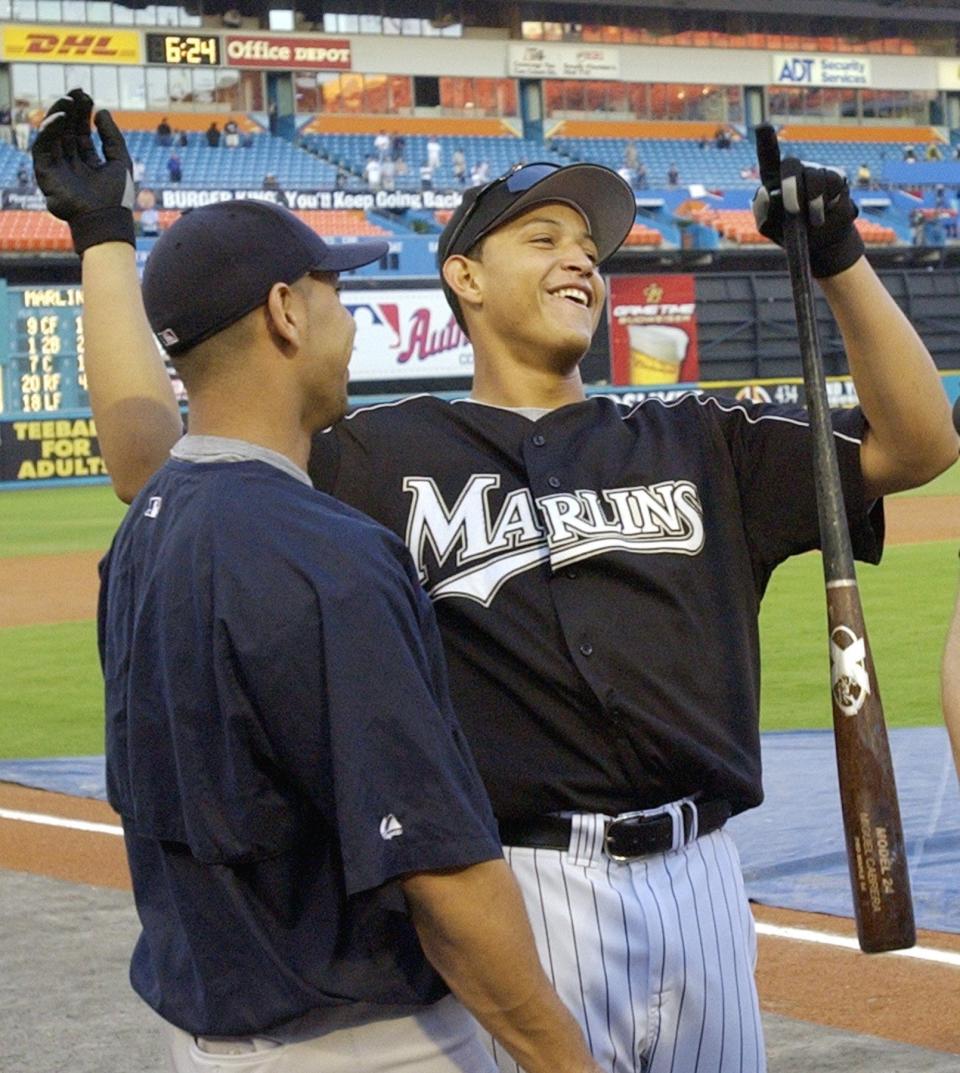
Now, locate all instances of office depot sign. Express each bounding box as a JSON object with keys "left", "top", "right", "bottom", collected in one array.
[{"left": 225, "top": 35, "right": 351, "bottom": 69}]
